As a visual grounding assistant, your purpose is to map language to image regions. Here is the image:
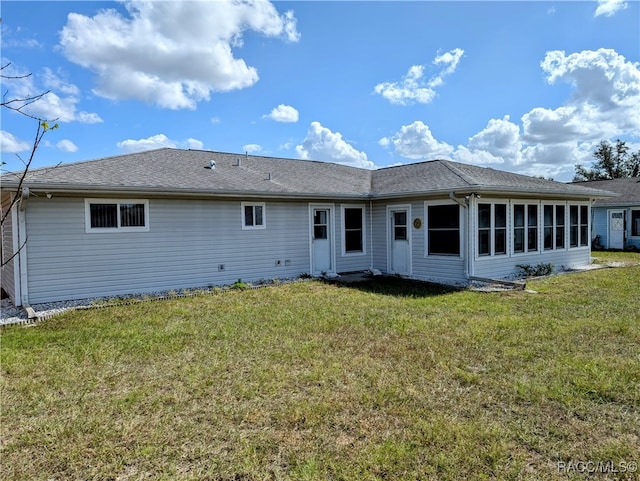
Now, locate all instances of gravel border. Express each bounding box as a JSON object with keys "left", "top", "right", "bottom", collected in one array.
[
  {"left": 2, "top": 261, "right": 636, "bottom": 326},
  {"left": 0, "top": 279, "right": 305, "bottom": 327}
]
